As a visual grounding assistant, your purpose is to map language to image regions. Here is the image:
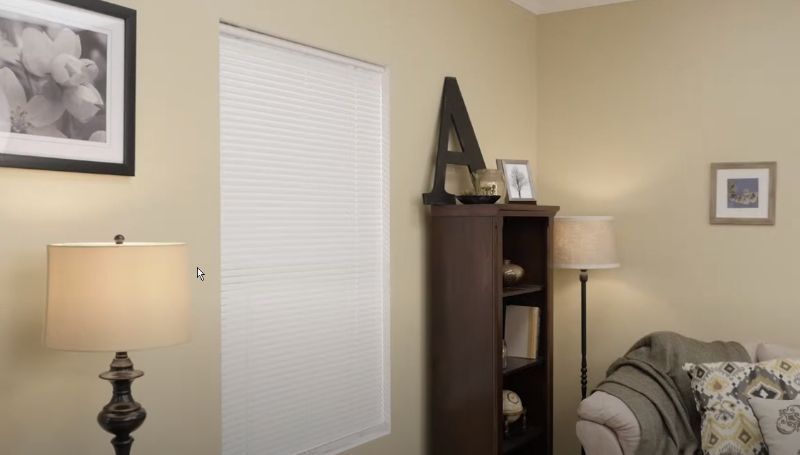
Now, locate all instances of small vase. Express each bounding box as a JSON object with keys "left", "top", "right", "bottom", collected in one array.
[{"left": 503, "top": 260, "right": 524, "bottom": 286}]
